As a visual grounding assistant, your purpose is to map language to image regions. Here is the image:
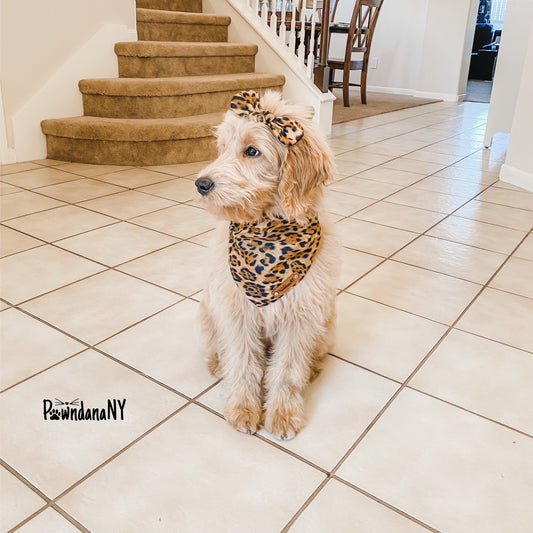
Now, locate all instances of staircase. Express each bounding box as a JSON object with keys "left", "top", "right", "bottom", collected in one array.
[{"left": 41, "top": 0, "right": 285, "bottom": 166}]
